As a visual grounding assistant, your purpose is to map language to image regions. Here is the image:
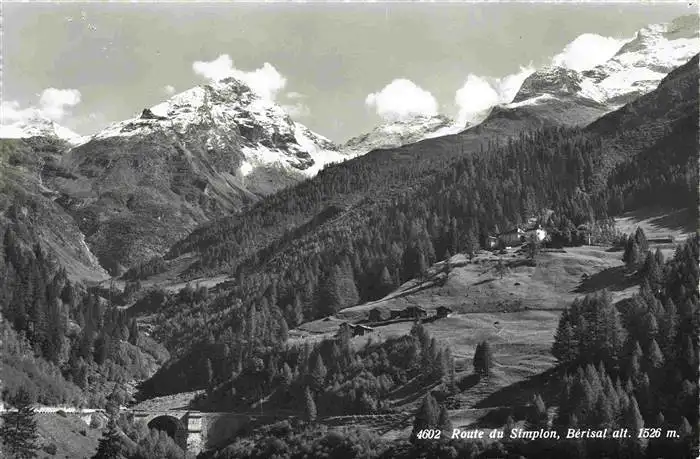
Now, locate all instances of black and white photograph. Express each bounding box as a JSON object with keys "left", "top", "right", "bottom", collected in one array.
[{"left": 0, "top": 2, "right": 698, "bottom": 458}]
